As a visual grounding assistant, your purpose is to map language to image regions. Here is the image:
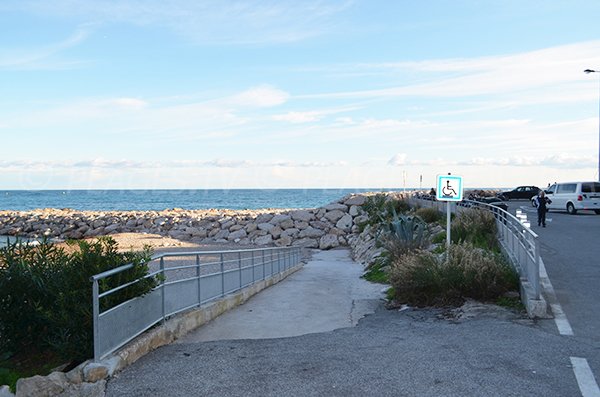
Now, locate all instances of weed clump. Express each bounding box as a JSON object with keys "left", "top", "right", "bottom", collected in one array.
[
  {"left": 451, "top": 208, "right": 499, "bottom": 251},
  {"left": 388, "top": 242, "right": 518, "bottom": 307}
]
